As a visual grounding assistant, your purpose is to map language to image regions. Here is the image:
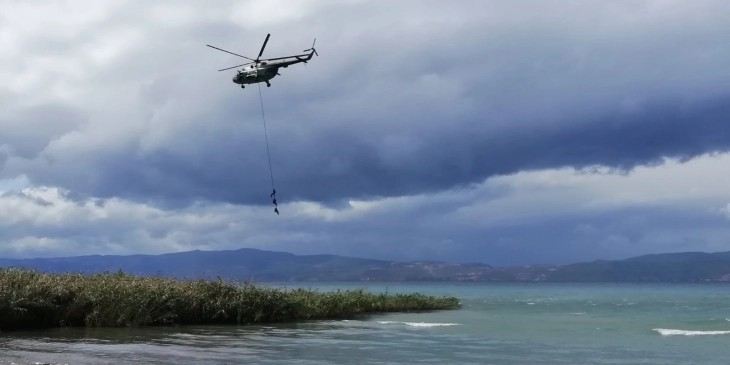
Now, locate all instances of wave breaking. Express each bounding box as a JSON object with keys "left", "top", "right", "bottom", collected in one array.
[
  {"left": 378, "top": 321, "right": 461, "bottom": 327},
  {"left": 654, "top": 328, "right": 730, "bottom": 336}
]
